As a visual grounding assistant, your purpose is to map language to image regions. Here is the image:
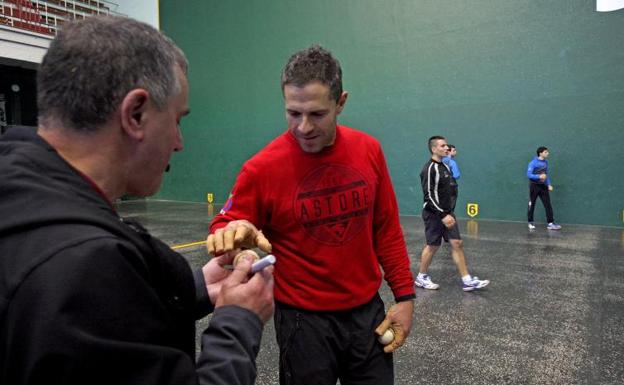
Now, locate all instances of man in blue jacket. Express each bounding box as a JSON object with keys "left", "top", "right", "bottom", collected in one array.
[
  {"left": 442, "top": 144, "right": 460, "bottom": 211},
  {"left": 526, "top": 146, "right": 562, "bottom": 230}
]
